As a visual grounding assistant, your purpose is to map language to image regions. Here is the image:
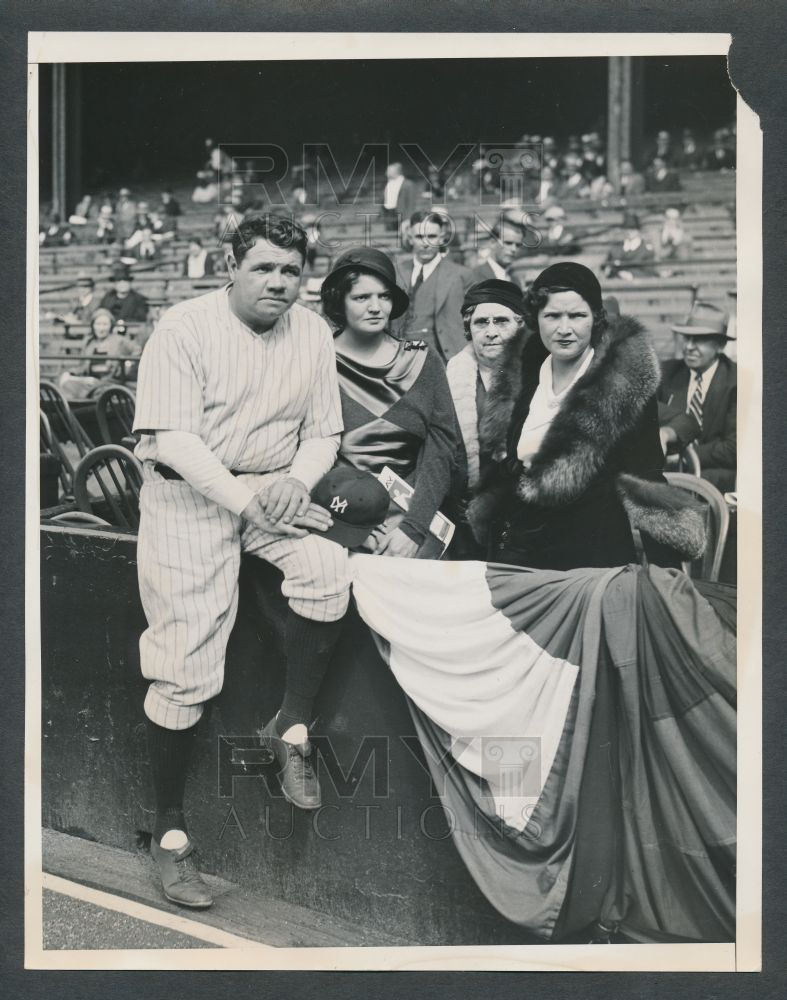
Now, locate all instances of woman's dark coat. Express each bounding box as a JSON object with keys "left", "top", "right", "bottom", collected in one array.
[{"left": 467, "top": 315, "right": 706, "bottom": 571}]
